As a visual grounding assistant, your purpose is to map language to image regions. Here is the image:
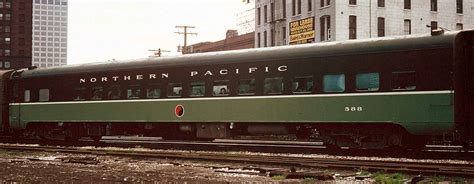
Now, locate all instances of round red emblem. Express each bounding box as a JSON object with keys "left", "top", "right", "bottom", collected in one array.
[{"left": 175, "top": 105, "right": 184, "bottom": 118}]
